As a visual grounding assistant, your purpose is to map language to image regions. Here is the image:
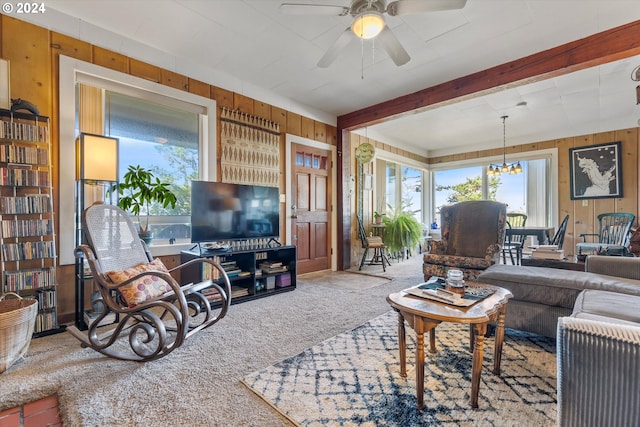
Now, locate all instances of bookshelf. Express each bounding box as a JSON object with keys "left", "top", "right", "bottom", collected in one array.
[
  {"left": 180, "top": 245, "right": 296, "bottom": 305},
  {"left": 0, "top": 109, "right": 63, "bottom": 336}
]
